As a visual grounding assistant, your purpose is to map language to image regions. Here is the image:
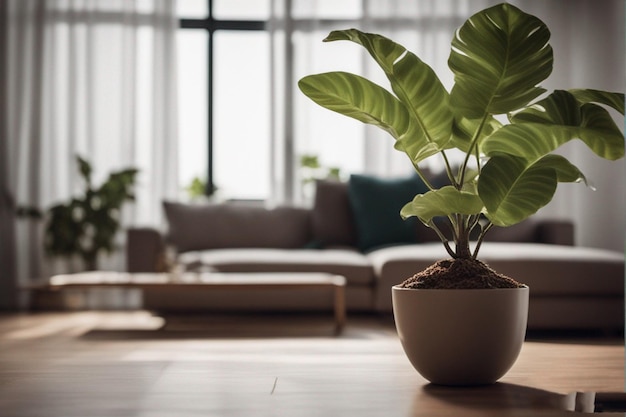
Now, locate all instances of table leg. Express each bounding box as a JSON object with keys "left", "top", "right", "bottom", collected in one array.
[{"left": 334, "top": 284, "right": 346, "bottom": 334}]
